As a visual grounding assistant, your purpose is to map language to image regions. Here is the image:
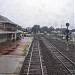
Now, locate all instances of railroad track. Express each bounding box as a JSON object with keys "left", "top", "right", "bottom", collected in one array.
[
  {"left": 41, "top": 37, "right": 75, "bottom": 75},
  {"left": 44, "top": 35, "right": 75, "bottom": 62},
  {"left": 19, "top": 36, "right": 48, "bottom": 75}
]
